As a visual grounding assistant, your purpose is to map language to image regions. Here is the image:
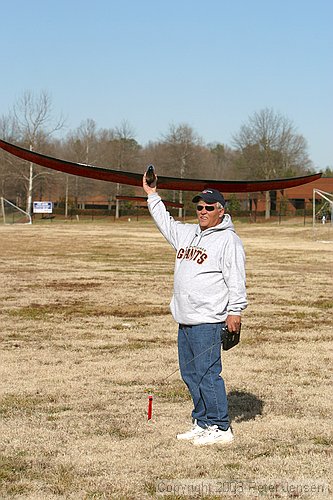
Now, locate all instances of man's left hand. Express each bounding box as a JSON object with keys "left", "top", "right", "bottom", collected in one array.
[{"left": 226, "top": 315, "right": 241, "bottom": 333}]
